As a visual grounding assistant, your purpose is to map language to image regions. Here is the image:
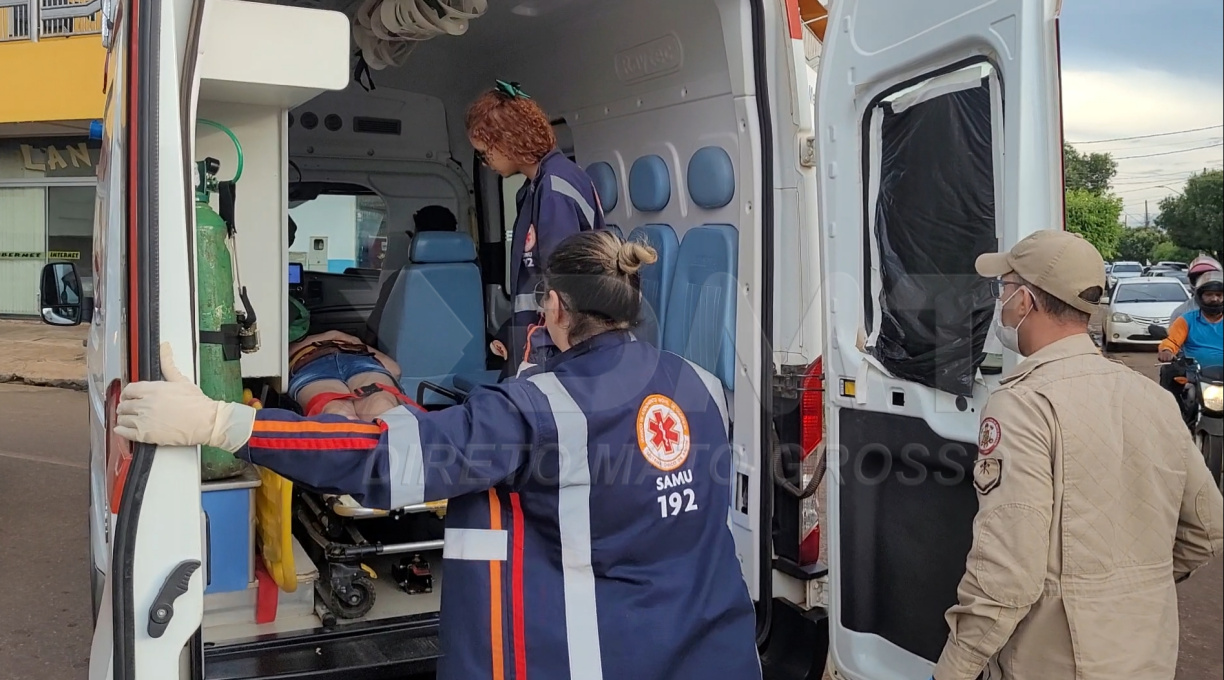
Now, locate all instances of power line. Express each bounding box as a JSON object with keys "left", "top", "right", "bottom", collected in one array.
[
  {"left": 1114, "top": 183, "right": 1183, "bottom": 195},
  {"left": 1114, "top": 164, "right": 1223, "bottom": 179},
  {"left": 1113, "top": 142, "right": 1224, "bottom": 160},
  {"left": 1068, "top": 124, "right": 1223, "bottom": 144}
]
